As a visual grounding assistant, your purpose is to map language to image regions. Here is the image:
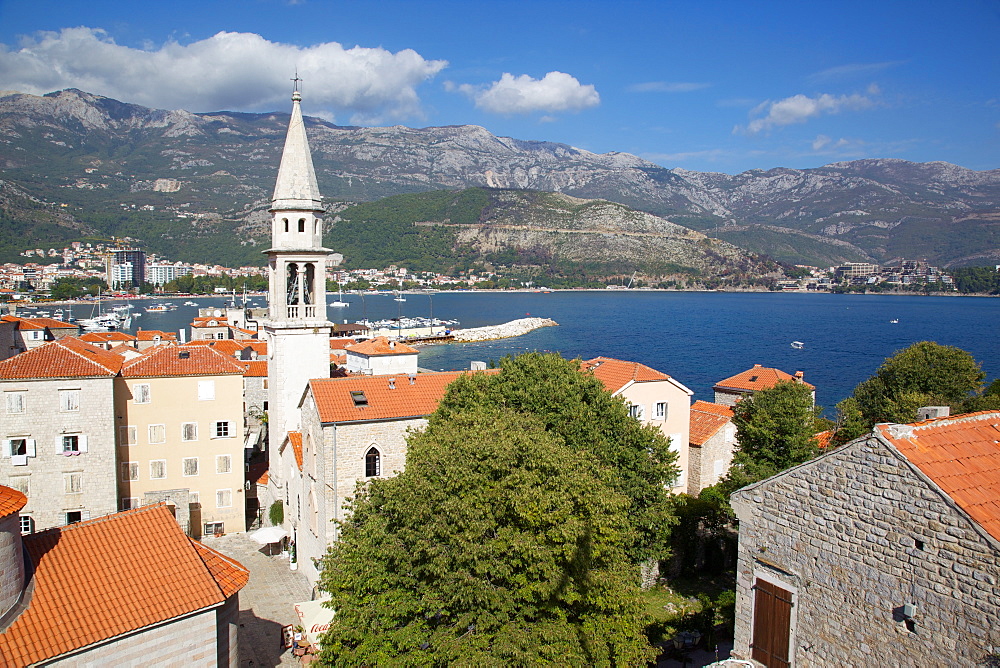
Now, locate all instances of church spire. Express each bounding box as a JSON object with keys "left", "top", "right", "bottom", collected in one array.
[{"left": 272, "top": 81, "right": 322, "bottom": 212}]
